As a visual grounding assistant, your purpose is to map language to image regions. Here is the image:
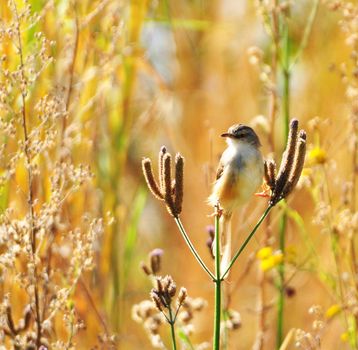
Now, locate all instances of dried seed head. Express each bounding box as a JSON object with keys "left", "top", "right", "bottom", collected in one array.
[
  {"left": 149, "top": 248, "right": 164, "bottom": 275},
  {"left": 159, "top": 146, "right": 167, "bottom": 192},
  {"left": 140, "top": 261, "right": 152, "bottom": 276},
  {"left": 271, "top": 119, "right": 299, "bottom": 204},
  {"left": 142, "top": 147, "right": 185, "bottom": 218},
  {"left": 264, "top": 159, "right": 276, "bottom": 190},
  {"left": 163, "top": 154, "right": 176, "bottom": 216},
  {"left": 269, "top": 120, "right": 306, "bottom": 205},
  {"left": 156, "top": 277, "right": 164, "bottom": 294},
  {"left": 177, "top": 287, "right": 187, "bottom": 305},
  {"left": 142, "top": 158, "right": 163, "bottom": 200},
  {"left": 168, "top": 281, "right": 177, "bottom": 298},
  {"left": 174, "top": 153, "right": 184, "bottom": 215},
  {"left": 282, "top": 131, "right": 307, "bottom": 198},
  {"left": 150, "top": 291, "right": 163, "bottom": 312},
  {"left": 205, "top": 225, "right": 215, "bottom": 259}
]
